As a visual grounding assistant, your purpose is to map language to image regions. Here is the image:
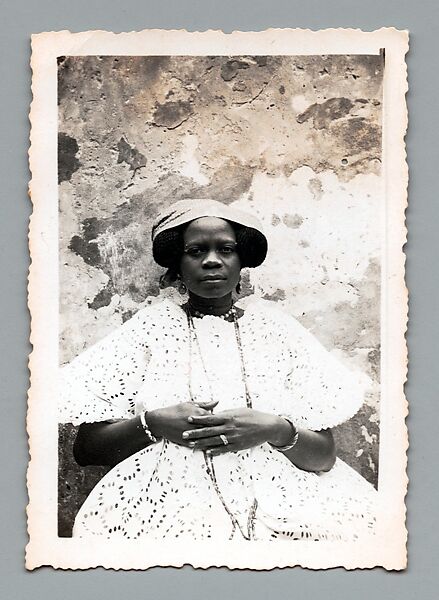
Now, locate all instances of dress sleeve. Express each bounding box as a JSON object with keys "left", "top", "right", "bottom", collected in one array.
[
  {"left": 59, "top": 308, "right": 152, "bottom": 425},
  {"left": 281, "top": 312, "right": 370, "bottom": 431}
]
